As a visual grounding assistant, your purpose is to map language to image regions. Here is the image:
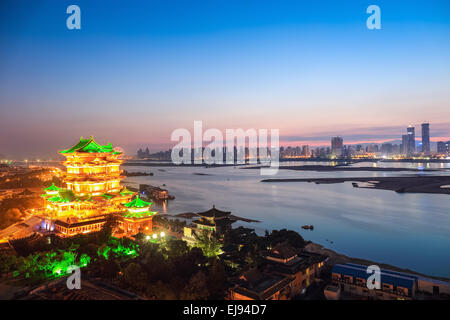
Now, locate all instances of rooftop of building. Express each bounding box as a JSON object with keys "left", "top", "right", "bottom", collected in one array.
[
  {"left": 196, "top": 205, "right": 231, "bottom": 219},
  {"left": 266, "top": 243, "right": 299, "bottom": 260},
  {"left": 193, "top": 216, "right": 235, "bottom": 227},
  {"left": 231, "top": 268, "right": 293, "bottom": 300},
  {"left": 122, "top": 195, "right": 153, "bottom": 208},
  {"left": 265, "top": 246, "right": 327, "bottom": 275},
  {"left": 332, "top": 263, "right": 418, "bottom": 289},
  {"left": 120, "top": 187, "right": 136, "bottom": 196},
  {"left": 54, "top": 215, "right": 109, "bottom": 228},
  {"left": 122, "top": 210, "right": 157, "bottom": 220},
  {"left": 44, "top": 183, "right": 60, "bottom": 192}
]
